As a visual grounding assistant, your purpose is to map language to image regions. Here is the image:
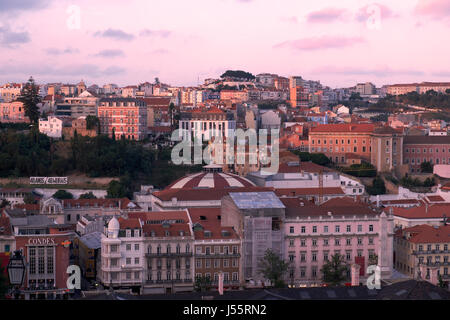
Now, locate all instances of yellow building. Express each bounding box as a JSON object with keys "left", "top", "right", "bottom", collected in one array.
[
  {"left": 74, "top": 232, "right": 102, "bottom": 280},
  {"left": 394, "top": 223, "right": 449, "bottom": 286}
]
